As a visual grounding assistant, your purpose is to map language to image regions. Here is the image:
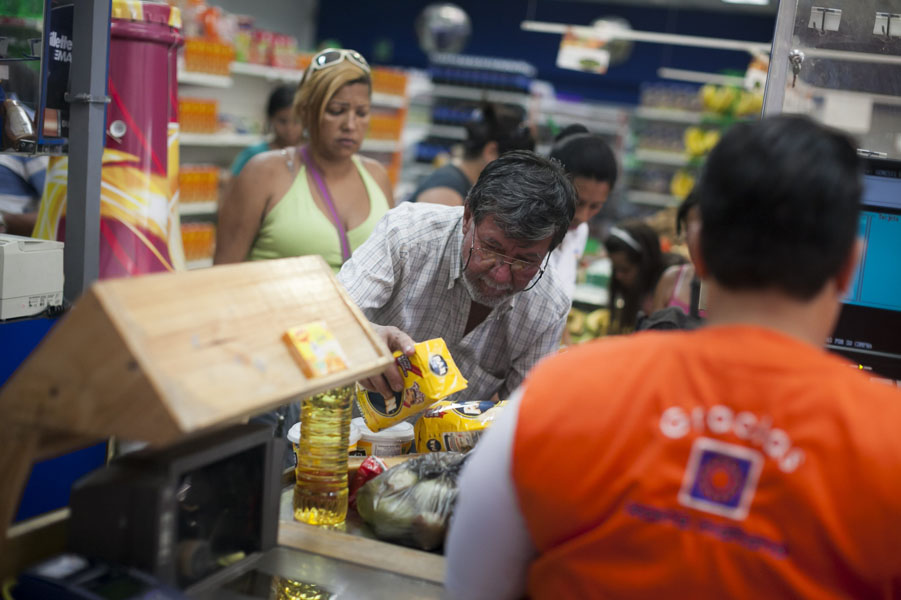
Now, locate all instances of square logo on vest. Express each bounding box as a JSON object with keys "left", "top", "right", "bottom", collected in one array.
[{"left": 678, "top": 437, "right": 763, "bottom": 520}]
